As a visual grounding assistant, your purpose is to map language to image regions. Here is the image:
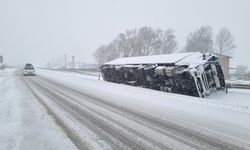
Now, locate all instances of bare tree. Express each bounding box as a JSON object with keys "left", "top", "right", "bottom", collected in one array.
[
  {"left": 93, "top": 45, "right": 107, "bottom": 67},
  {"left": 156, "top": 29, "right": 177, "bottom": 54},
  {"left": 246, "top": 71, "right": 250, "bottom": 79},
  {"left": 93, "top": 26, "right": 178, "bottom": 65},
  {"left": 185, "top": 26, "right": 213, "bottom": 53},
  {"left": 235, "top": 65, "right": 248, "bottom": 77},
  {"left": 117, "top": 29, "right": 138, "bottom": 57},
  {"left": 105, "top": 41, "right": 120, "bottom": 61},
  {"left": 135, "top": 26, "right": 158, "bottom": 56},
  {"left": 215, "top": 28, "right": 236, "bottom": 55},
  {"left": 94, "top": 42, "right": 121, "bottom": 67}
]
